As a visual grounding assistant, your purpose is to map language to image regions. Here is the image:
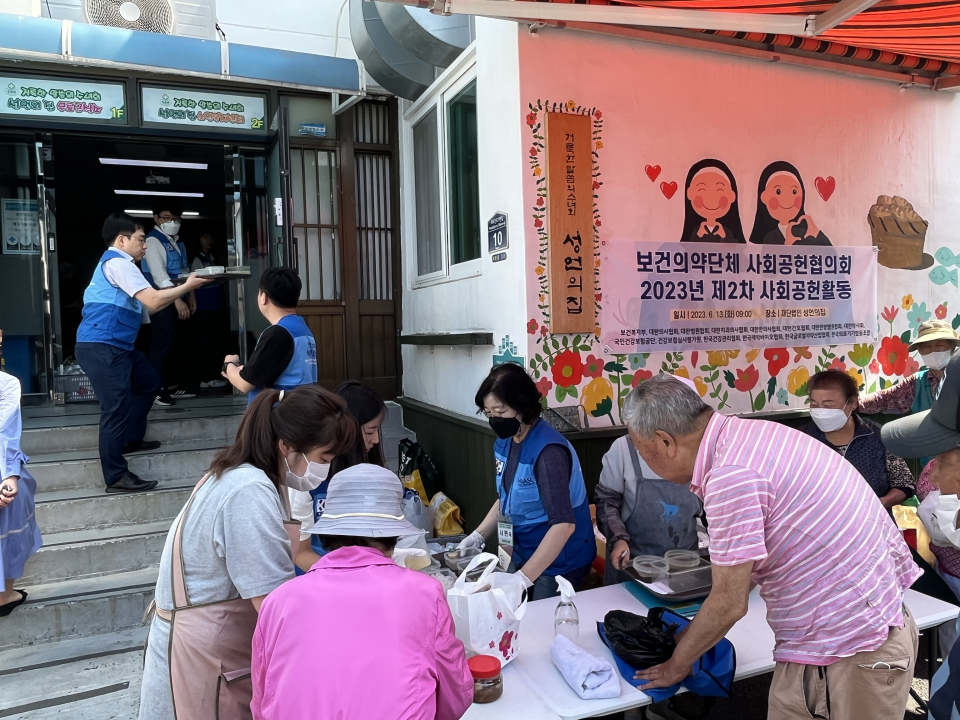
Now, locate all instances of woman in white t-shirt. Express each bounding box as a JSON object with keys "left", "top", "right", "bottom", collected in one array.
[{"left": 139, "top": 384, "right": 359, "bottom": 720}]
